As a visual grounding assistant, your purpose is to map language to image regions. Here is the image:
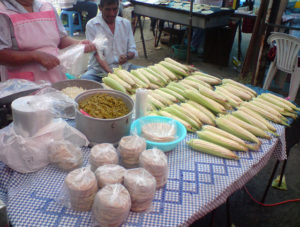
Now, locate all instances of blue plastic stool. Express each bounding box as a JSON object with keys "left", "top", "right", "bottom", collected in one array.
[{"left": 60, "top": 10, "right": 83, "bottom": 36}]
